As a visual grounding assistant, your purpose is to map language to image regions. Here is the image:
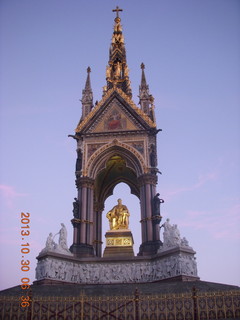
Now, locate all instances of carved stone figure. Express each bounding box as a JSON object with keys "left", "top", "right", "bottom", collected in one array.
[
  {"left": 75, "top": 149, "right": 82, "bottom": 171},
  {"left": 40, "top": 233, "right": 56, "bottom": 254},
  {"left": 114, "top": 61, "right": 121, "bottom": 78},
  {"left": 39, "top": 224, "right": 72, "bottom": 256},
  {"left": 124, "top": 65, "right": 129, "bottom": 77},
  {"left": 172, "top": 224, "right": 181, "bottom": 244},
  {"left": 45, "top": 233, "right": 55, "bottom": 250},
  {"left": 152, "top": 193, "right": 164, "bottom": 216},
  {"left": 106, "top": 198, "right": 130, "bottom": 230},
  {"left": 73, "top": 198, "right": 79, "bottom": 218},
  {"left": 162, "top": 219, "right": 182, "bottom": 248},
  {"left": 149, "top": 144, "right": 157, "bottom": 167},
  {"left": 106, "top": 65, "right": 111, "bottom": 78},
  {"left": 58, "top": 223, "right": 68, "bottom": 251},
  {"left": 181, "top": 237, "right": 189, "bottom": 247},
  {"left": 192, "top": 257, "right": 198, "bottom": 275},
  {"left": 163, "top": 218, "right": 171, "bottom": 232}
]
